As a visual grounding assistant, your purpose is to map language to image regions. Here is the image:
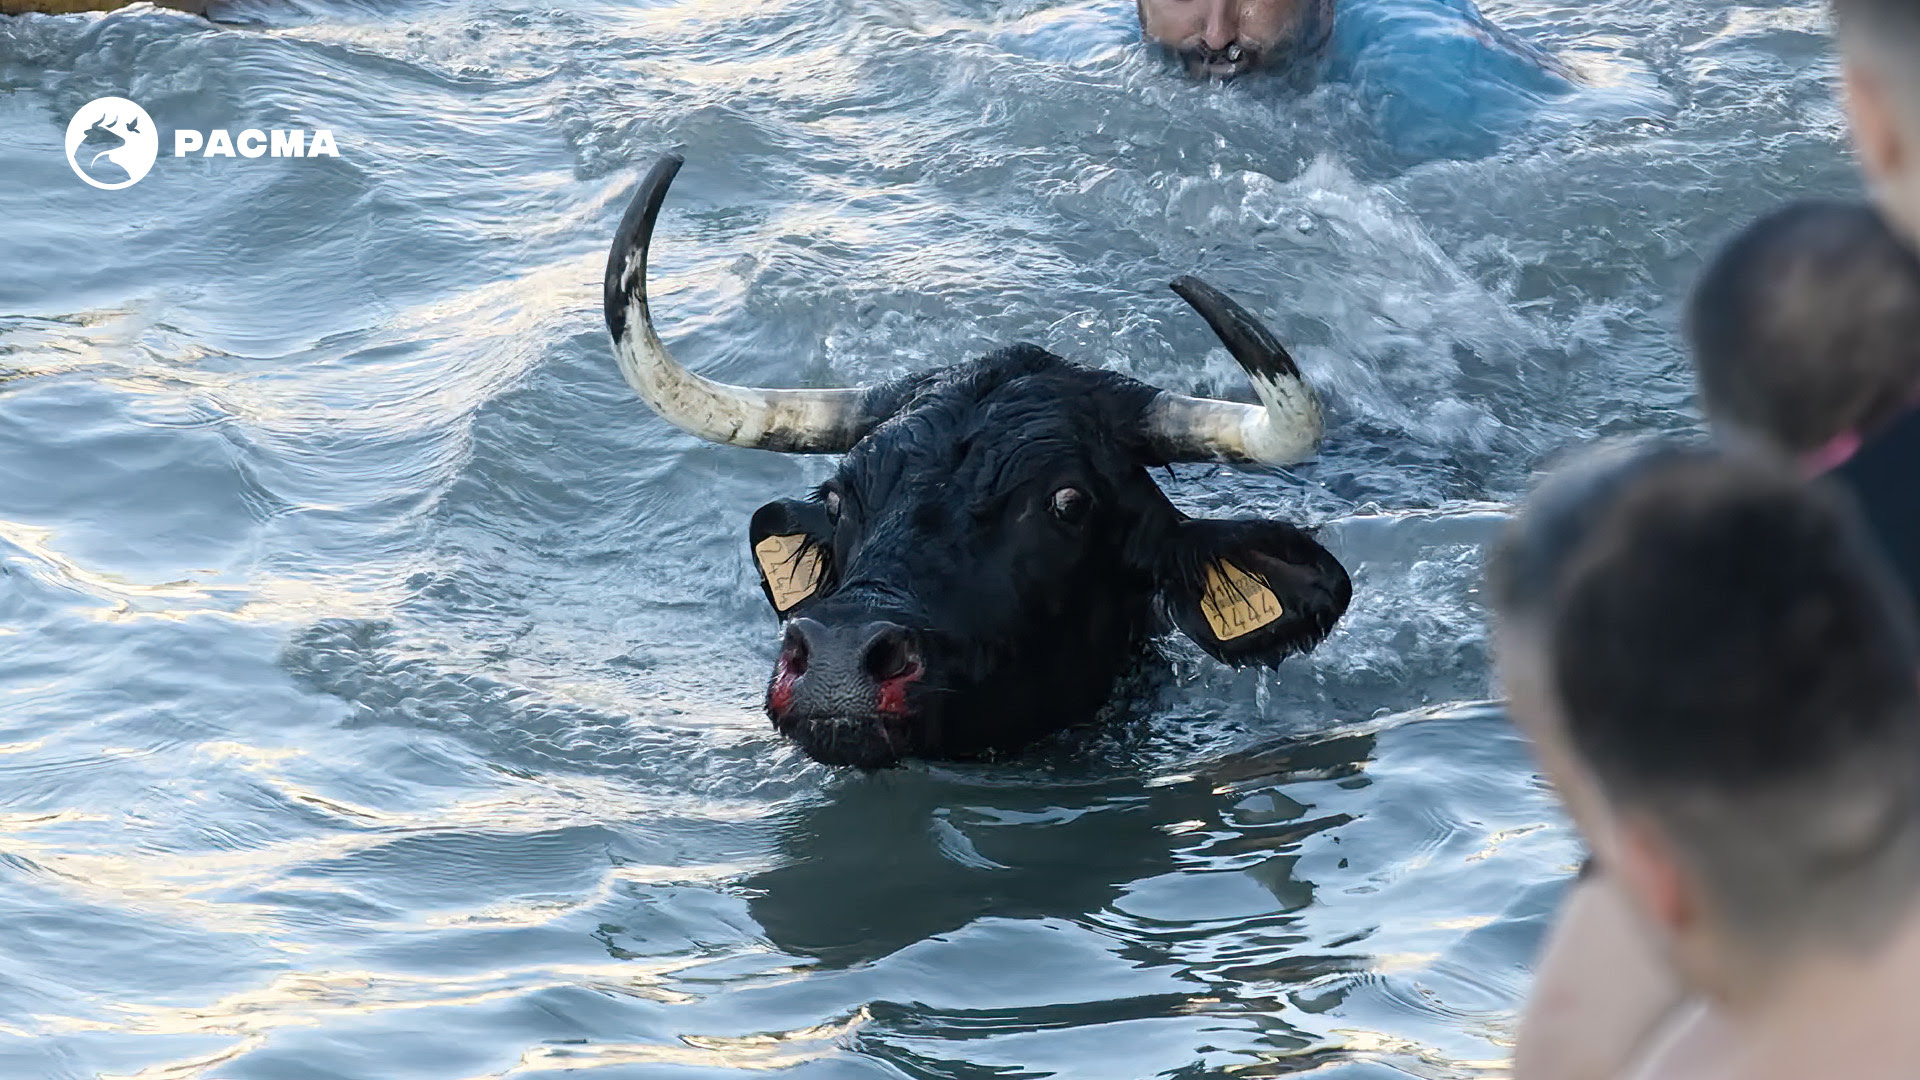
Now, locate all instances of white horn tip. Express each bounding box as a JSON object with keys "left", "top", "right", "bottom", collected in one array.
[{"left": 1244, "top": 371, "right": 1325, "bottom": 465}]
